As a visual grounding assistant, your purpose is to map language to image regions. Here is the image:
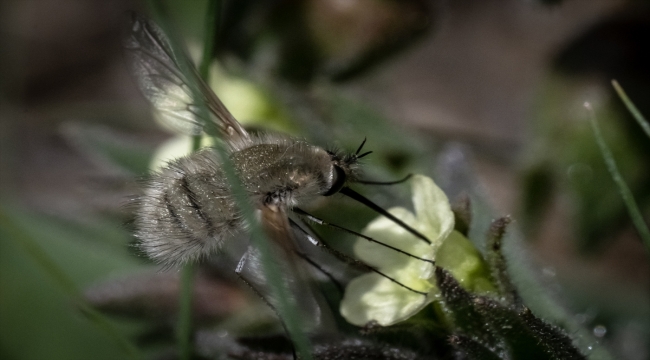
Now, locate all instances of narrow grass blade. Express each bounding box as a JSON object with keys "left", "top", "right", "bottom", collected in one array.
[
  {"left": 149, "top": 1, "right": 312, "bottom": 358},
  {"left": 176, "top": 2, "right": 220, "bottom": 359},
  {"left": 612, "top": 80, "right": 650, "bottom": 140},
  {"left": 584, "top": 102, "right": 650, "bottom": 257}
]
